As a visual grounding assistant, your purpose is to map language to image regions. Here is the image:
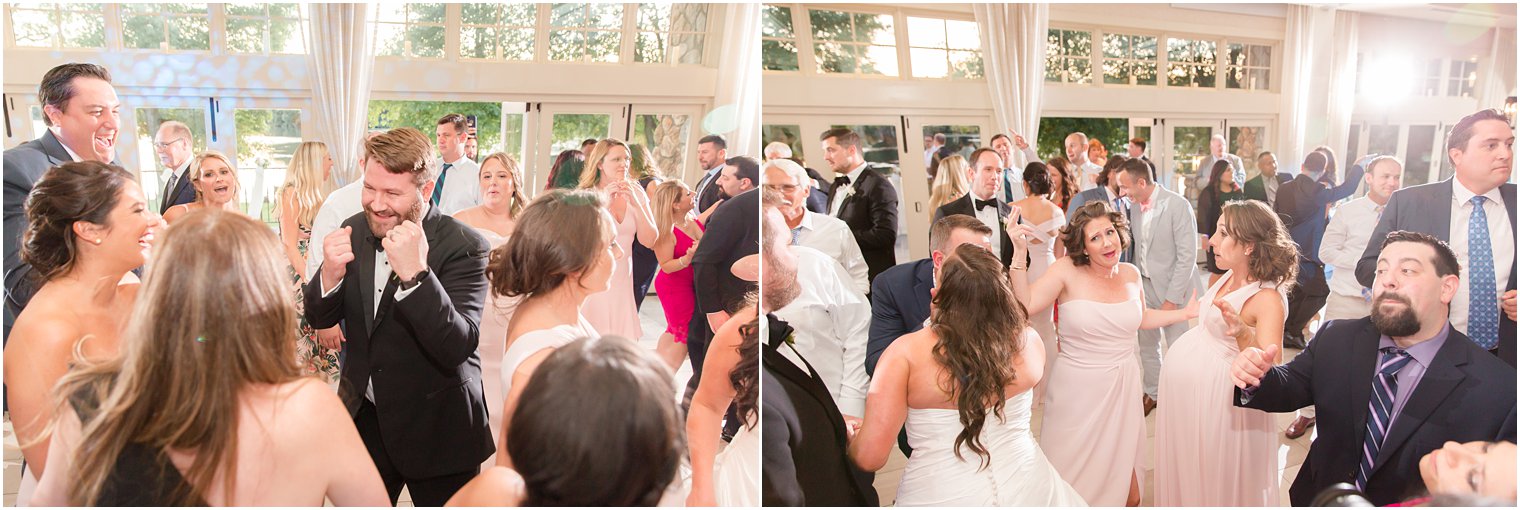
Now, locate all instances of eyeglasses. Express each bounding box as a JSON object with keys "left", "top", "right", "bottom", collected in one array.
[
  {"left": 153, "top": 138, "right": 186, "bottom": 150},
  {"left": 763, "top": 184, "right": 800, "bottom": 193}
]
